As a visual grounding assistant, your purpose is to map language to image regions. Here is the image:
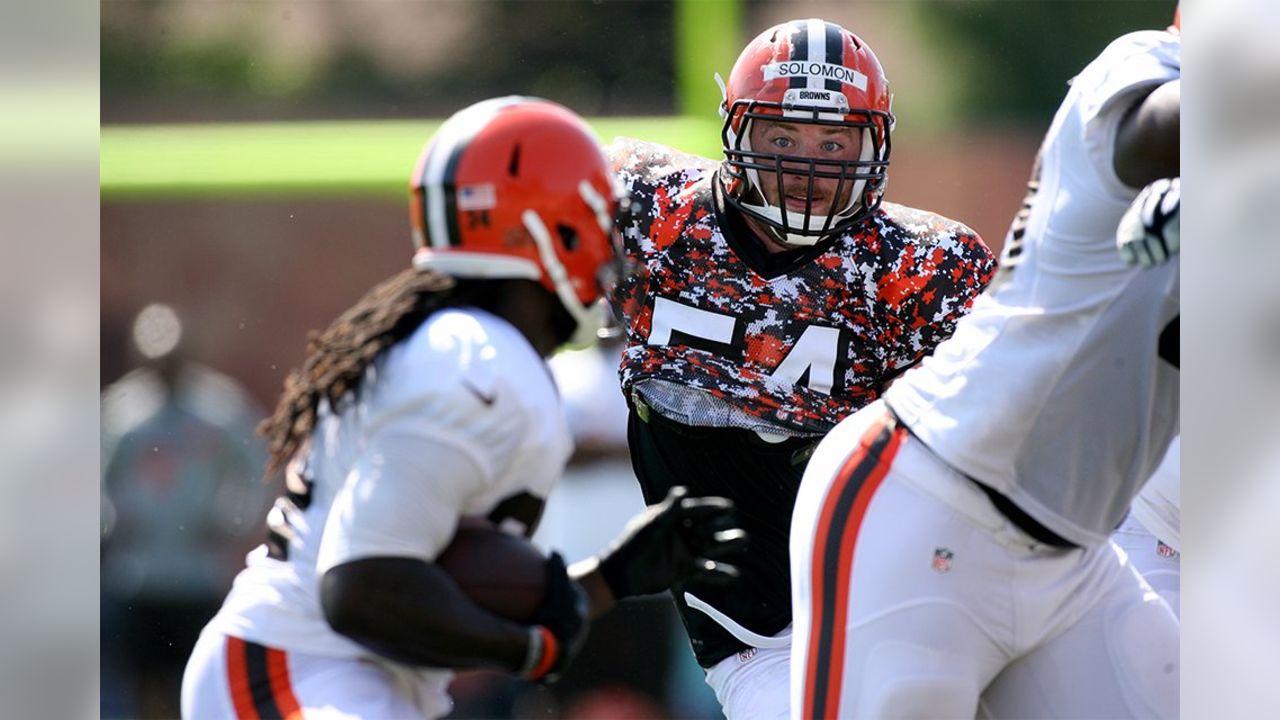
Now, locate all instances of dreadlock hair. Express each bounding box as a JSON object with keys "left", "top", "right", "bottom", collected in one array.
[{"left": 258, "top": 267, "right": 508, "bottom": 483}]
